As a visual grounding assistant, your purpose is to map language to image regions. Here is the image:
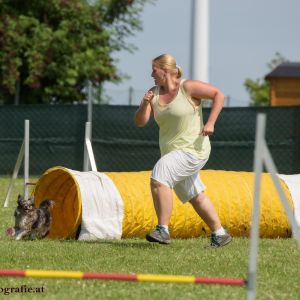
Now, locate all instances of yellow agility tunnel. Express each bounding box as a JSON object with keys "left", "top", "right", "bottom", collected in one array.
[{"left": 33, "top": 166, "right": 295, "bottom": 240}]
